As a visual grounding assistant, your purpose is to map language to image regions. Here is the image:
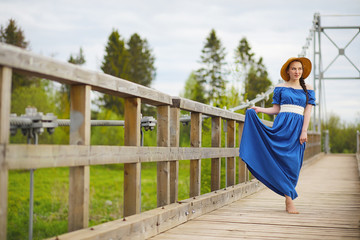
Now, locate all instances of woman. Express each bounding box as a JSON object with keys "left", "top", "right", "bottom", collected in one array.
[{"left": 239, "top": 57, "right": 315, "bottom": 214}]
